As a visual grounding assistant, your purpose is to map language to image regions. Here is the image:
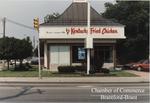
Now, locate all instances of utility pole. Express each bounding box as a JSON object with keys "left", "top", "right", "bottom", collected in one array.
[
  {"left": 2, "top": 17, "right": 6, "bottom": 68},
  {"left": 3, "top": 17, "right": 6, "bottom": 38}
]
